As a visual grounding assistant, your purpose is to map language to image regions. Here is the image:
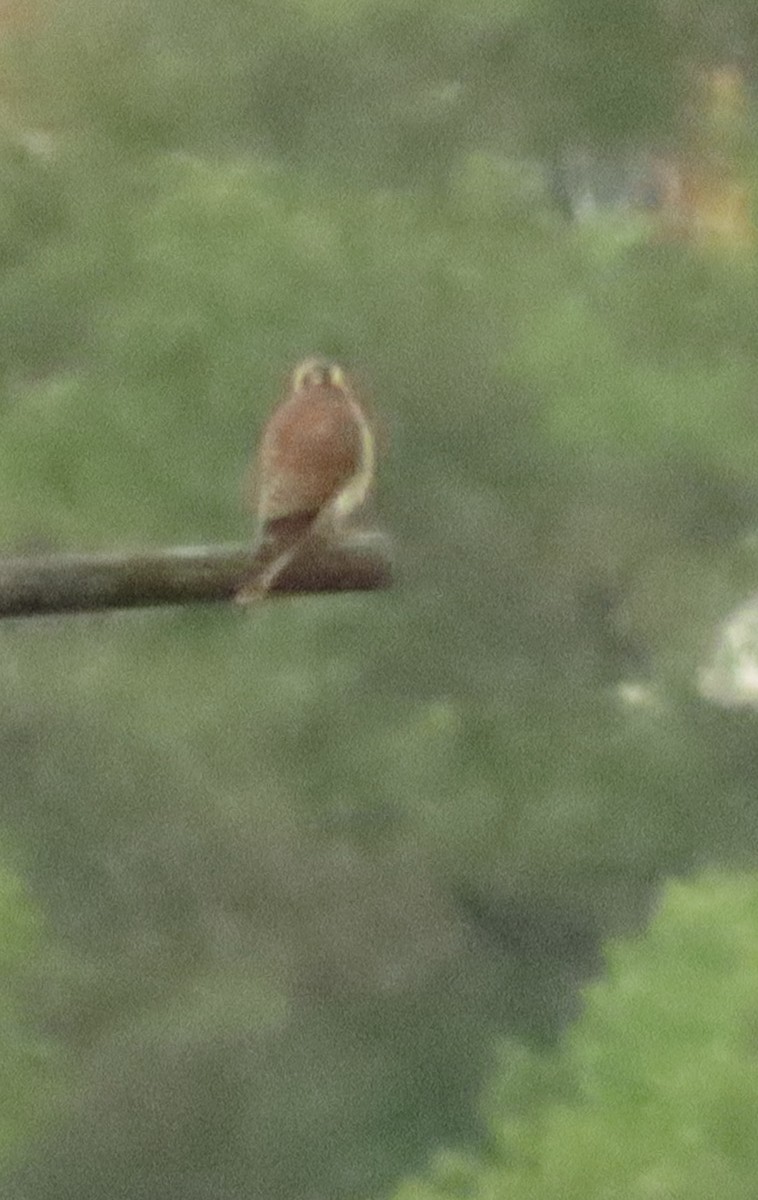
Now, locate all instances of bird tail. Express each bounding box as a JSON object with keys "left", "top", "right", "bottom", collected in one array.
[{"left": 234, "top": 512, "right": 319, "bottom": 604}]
